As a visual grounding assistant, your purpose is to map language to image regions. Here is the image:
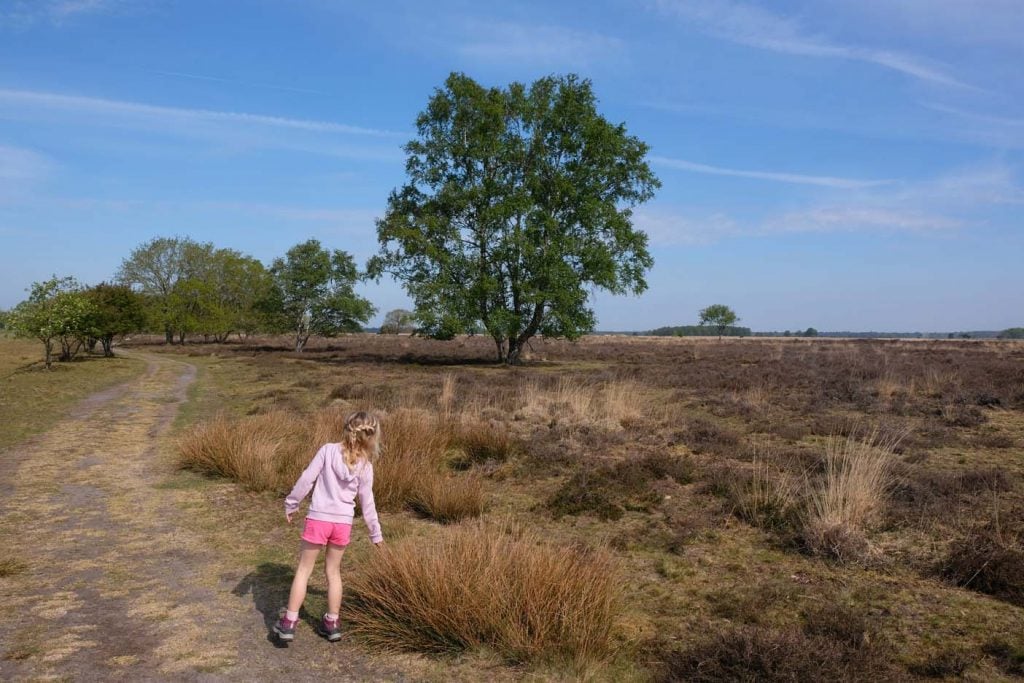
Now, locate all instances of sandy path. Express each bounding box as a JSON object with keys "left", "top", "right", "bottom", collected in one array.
[{"left": 0, "top": 353, "right": 405, "bottom": 682}]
